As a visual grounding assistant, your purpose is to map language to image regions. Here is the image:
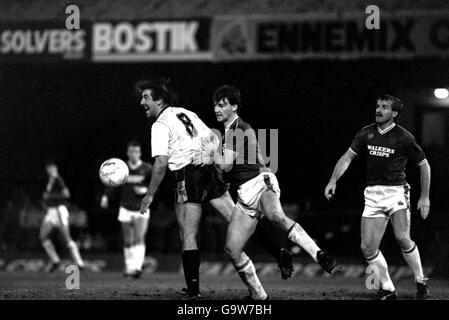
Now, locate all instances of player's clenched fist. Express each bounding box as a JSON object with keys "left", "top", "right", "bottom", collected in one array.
[{"left": 324, "top": 181, "right": 337, "bottom": 201}]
